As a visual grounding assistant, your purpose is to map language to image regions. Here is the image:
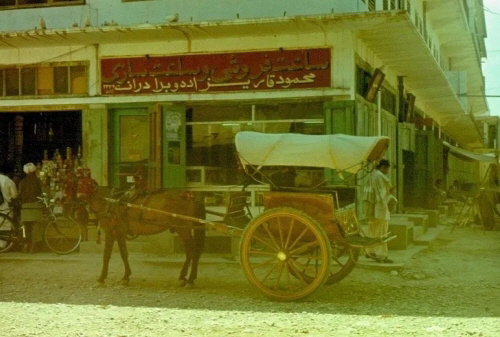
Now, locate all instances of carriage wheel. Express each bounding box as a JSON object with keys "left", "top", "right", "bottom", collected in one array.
[
  {"left": 240, "top": 207, "right": 331, "bottom": 301},
  {"left": 44, "top": 216, "right": 82, "bottom": 254},
  {"left": 291, "top": 241, "right": 359, "bottom": 286},
  {"left": 0, "top": 213, "right": 16, "bottom": 253},
  {"left": 324, "top": 242, "right": 359, "bottom": 285}
]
